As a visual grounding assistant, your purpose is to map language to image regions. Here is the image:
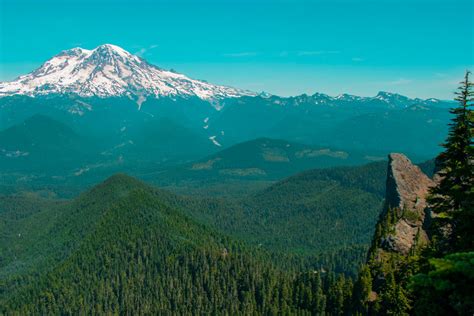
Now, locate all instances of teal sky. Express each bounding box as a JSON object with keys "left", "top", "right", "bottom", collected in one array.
[{"left": 0, "top": 0, "right": 473, "bottom": 99}]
